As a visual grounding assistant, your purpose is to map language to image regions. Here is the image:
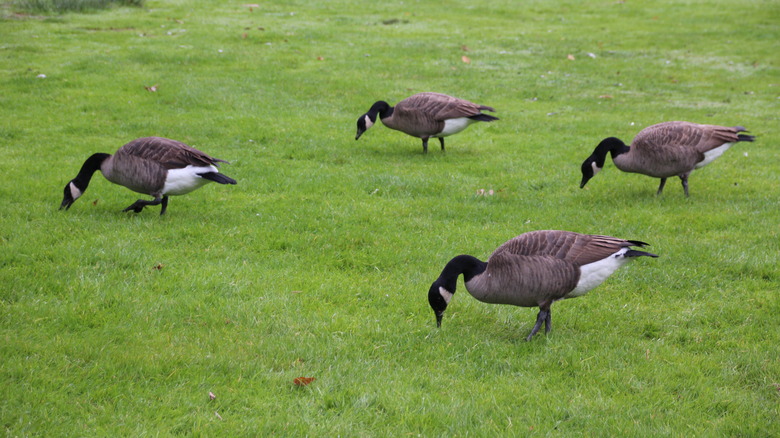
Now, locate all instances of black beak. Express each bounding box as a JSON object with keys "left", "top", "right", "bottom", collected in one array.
[
  {"left": 355, "top": 131, "right": 363, "bottom": 140},
  {"left": 60, "top": 196, "right": 73, "bottom": 210}
]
